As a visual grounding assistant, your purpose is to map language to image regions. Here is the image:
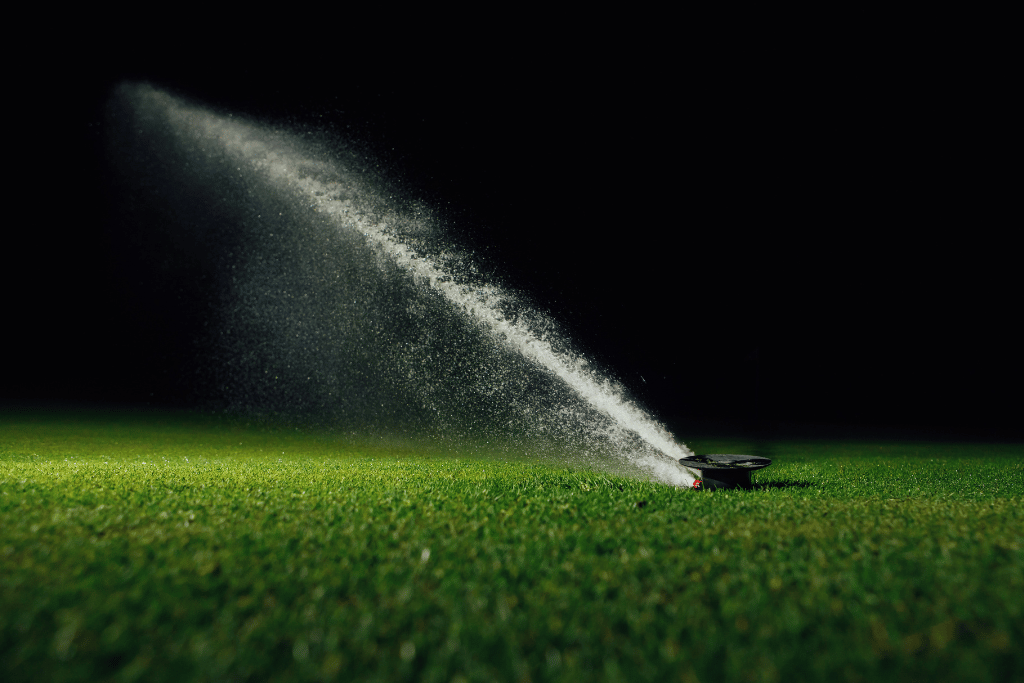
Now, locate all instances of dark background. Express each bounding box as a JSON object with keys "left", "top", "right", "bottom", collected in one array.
[{"left": 6, "top": 38, "right": 1018, "bottom": 440}]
